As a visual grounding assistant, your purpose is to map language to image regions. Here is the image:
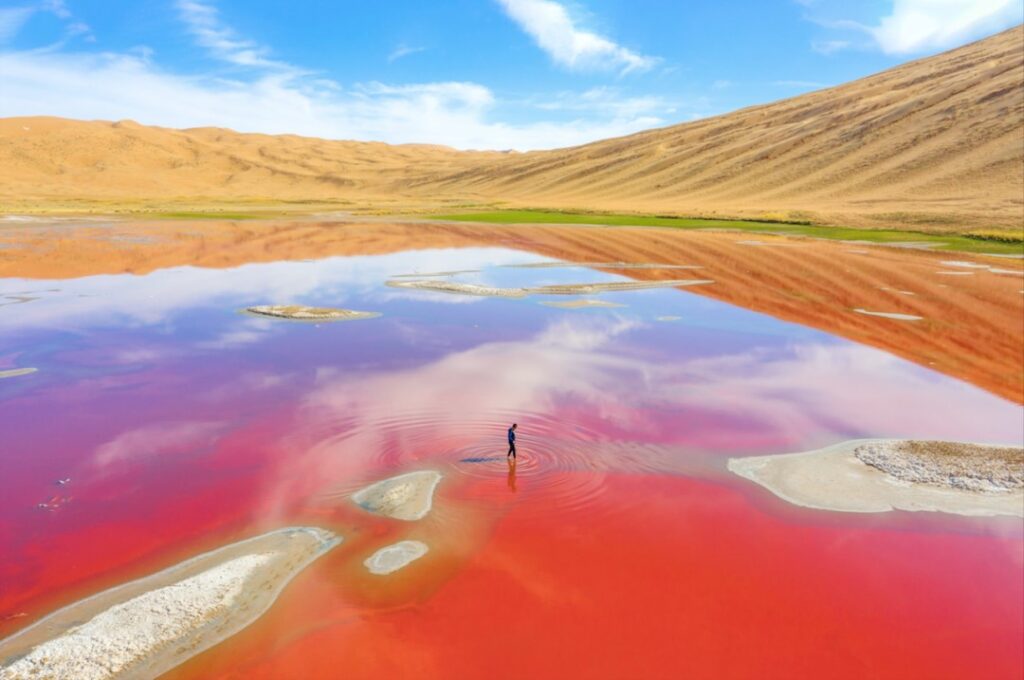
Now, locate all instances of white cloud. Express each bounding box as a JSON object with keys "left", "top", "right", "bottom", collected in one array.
[
  {"left": 772, "top": 79, "right": 828, "bottom": 88},
  {"left": 0, "top": 0, "right": 677, "bottom": 149},
  {"left": 41, "top": 0, "right": 70, "bottom": 20},
  {"left": 805, "top": 0, "right": 1023, "bottom": 55},
  {"left": 0, "top": 7, "right": 34, "bottom": 43},
  {"left": 176, "top": 0, "right": 296, "bottom": 71},
  {"left": 0, "top": 0, "right": 90, "bottom": 44},
  {"left": 497, "top": 0, "right": 658, "bottom": 74},
  {"left": 811, "top": 39, "right": 852, "bottom": 54},
  {"left": 870, "top": 0, "right": 1023, "bottom": 54},
  {"left": 93, "top": 421, "right": 223, "bottom": 468},
  {"left": 530, "top": 85, "right": 671, "bottom": 118},
  {"left": 387, "top": 44, "right": 426, "bottom": 62},
  {"left": 0, "top": 47, "right": 666, "bottom": 149}
]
